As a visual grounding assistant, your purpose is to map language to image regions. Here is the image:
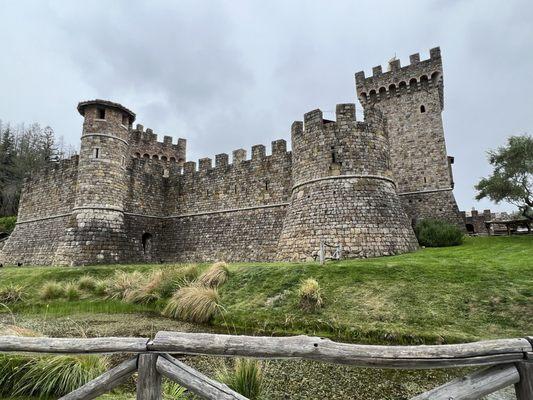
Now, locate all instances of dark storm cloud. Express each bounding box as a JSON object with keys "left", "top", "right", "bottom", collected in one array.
[{"left": 1, "top": 0, "right": 532, "bottom": 212}]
